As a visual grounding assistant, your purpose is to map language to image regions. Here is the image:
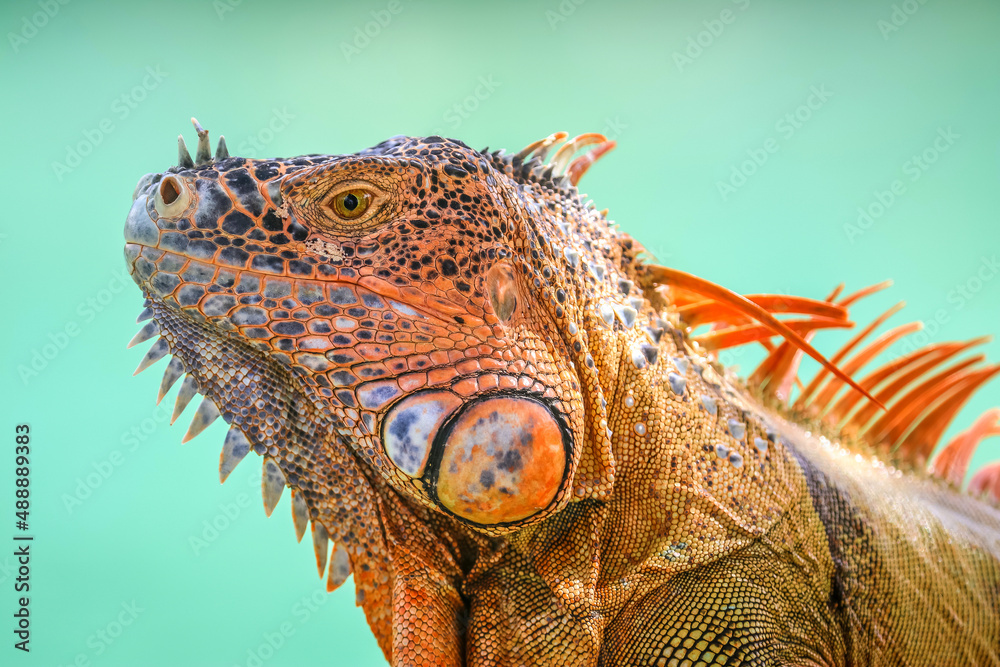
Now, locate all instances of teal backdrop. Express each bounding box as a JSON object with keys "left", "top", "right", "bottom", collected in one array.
[{"left": 2, "top": 0, "right": 999, "bottom": 665}]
